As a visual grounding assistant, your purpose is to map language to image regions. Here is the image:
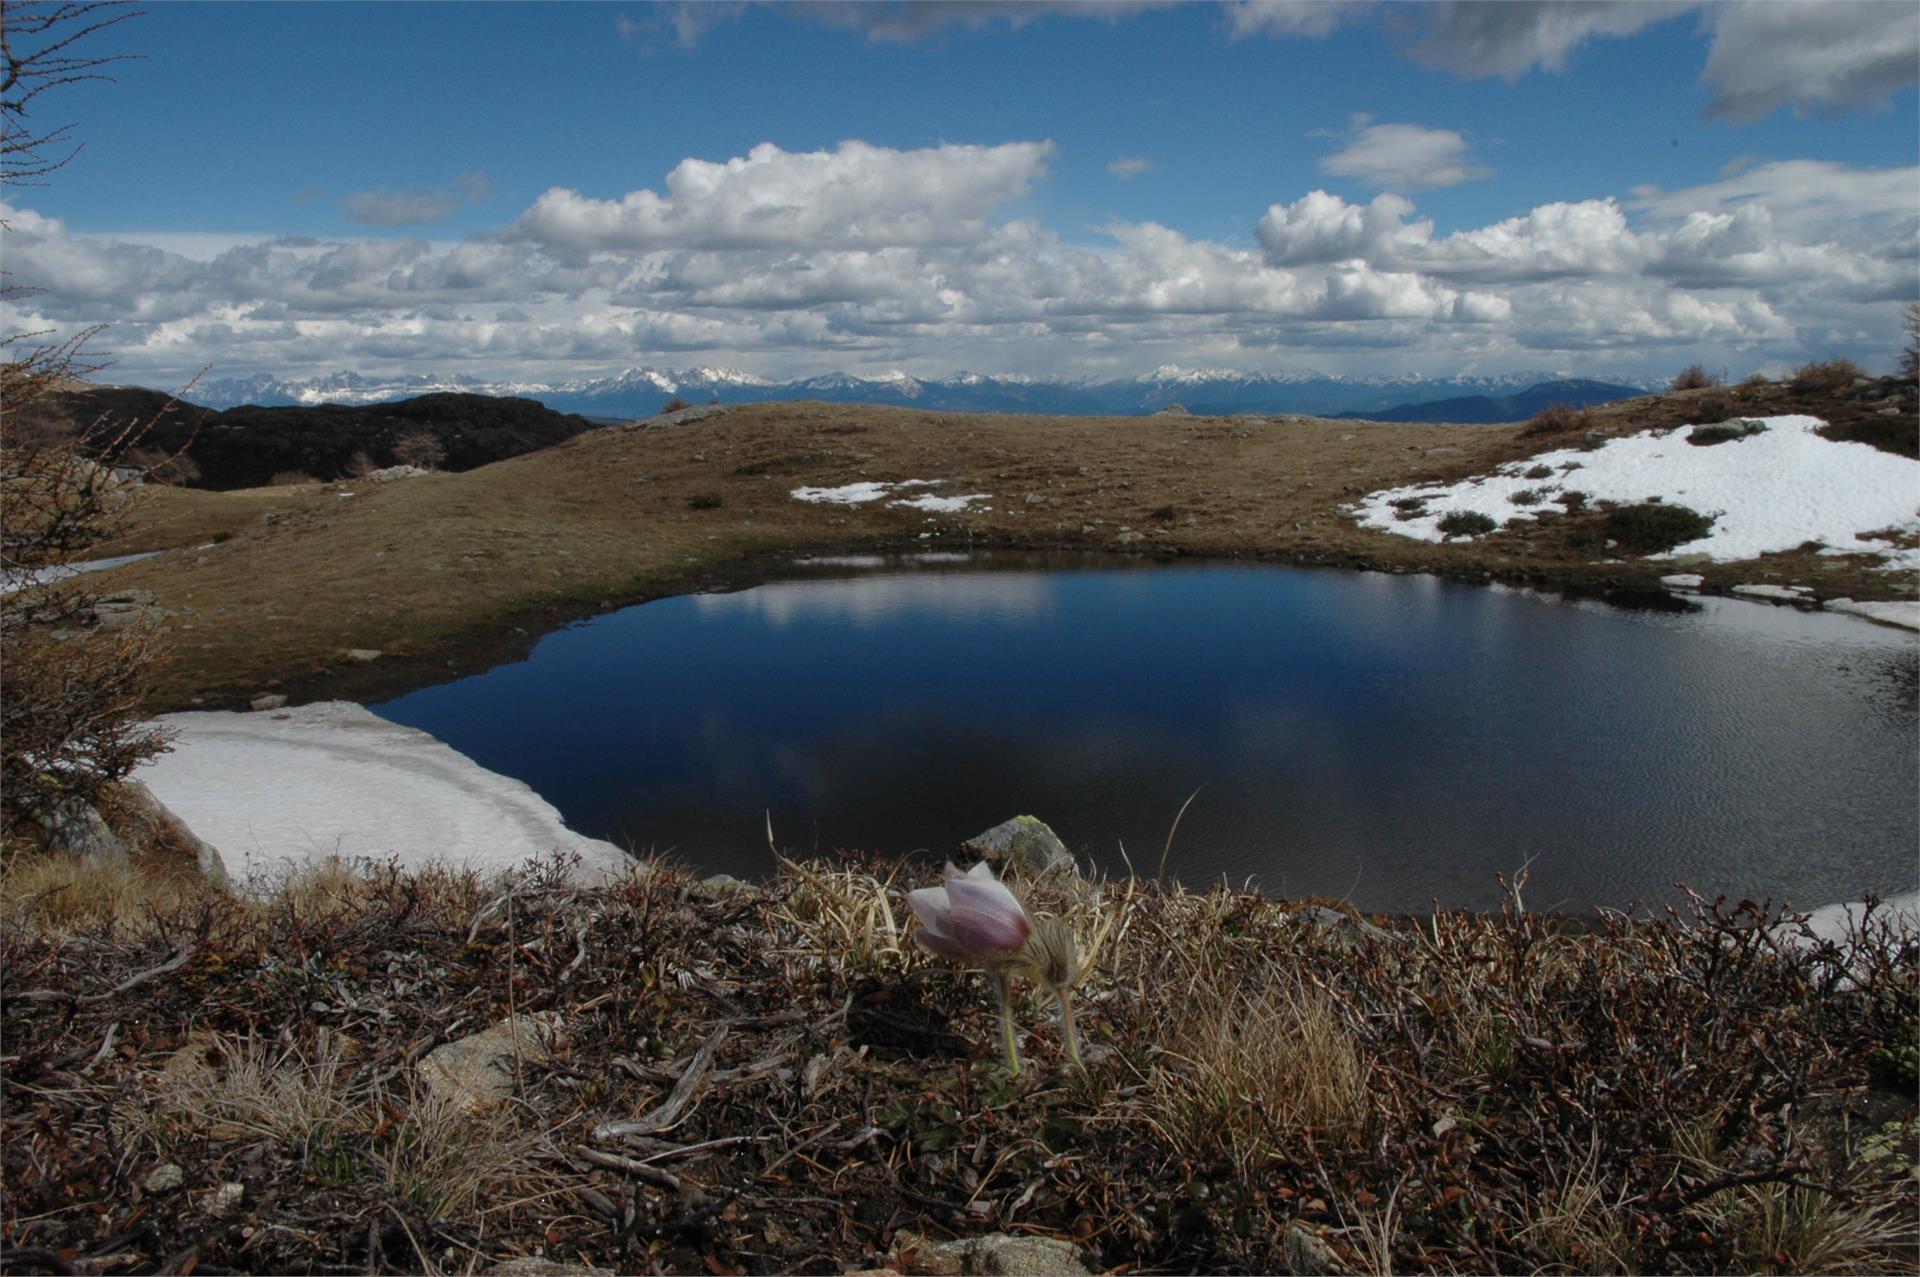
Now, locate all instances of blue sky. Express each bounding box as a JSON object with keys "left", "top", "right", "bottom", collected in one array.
[{"left": 3, "top": 1, "right": 1916, "bottom": 387}]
